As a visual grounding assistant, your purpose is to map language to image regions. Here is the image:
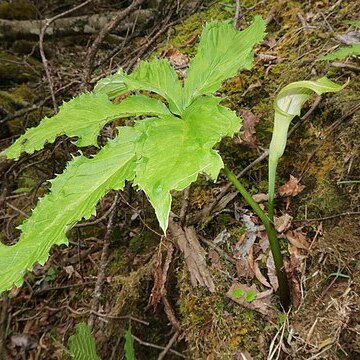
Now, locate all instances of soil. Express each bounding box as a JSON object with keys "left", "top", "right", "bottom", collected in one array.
[{"left": 0, "top": 0, "right": 359, "bottom": 359}]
